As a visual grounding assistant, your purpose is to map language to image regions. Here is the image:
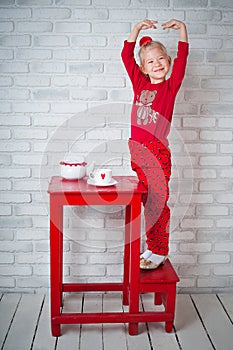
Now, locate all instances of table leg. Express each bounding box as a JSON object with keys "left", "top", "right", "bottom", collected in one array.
[
  {"left": 50, "top": 199, "right": 63, "bottom": 336},
  {"left": 128, "top": 197, "right": 141, "bottom": 335},
  {"left": 123, "top": 204, "right": 131, "bottom": 305}
]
